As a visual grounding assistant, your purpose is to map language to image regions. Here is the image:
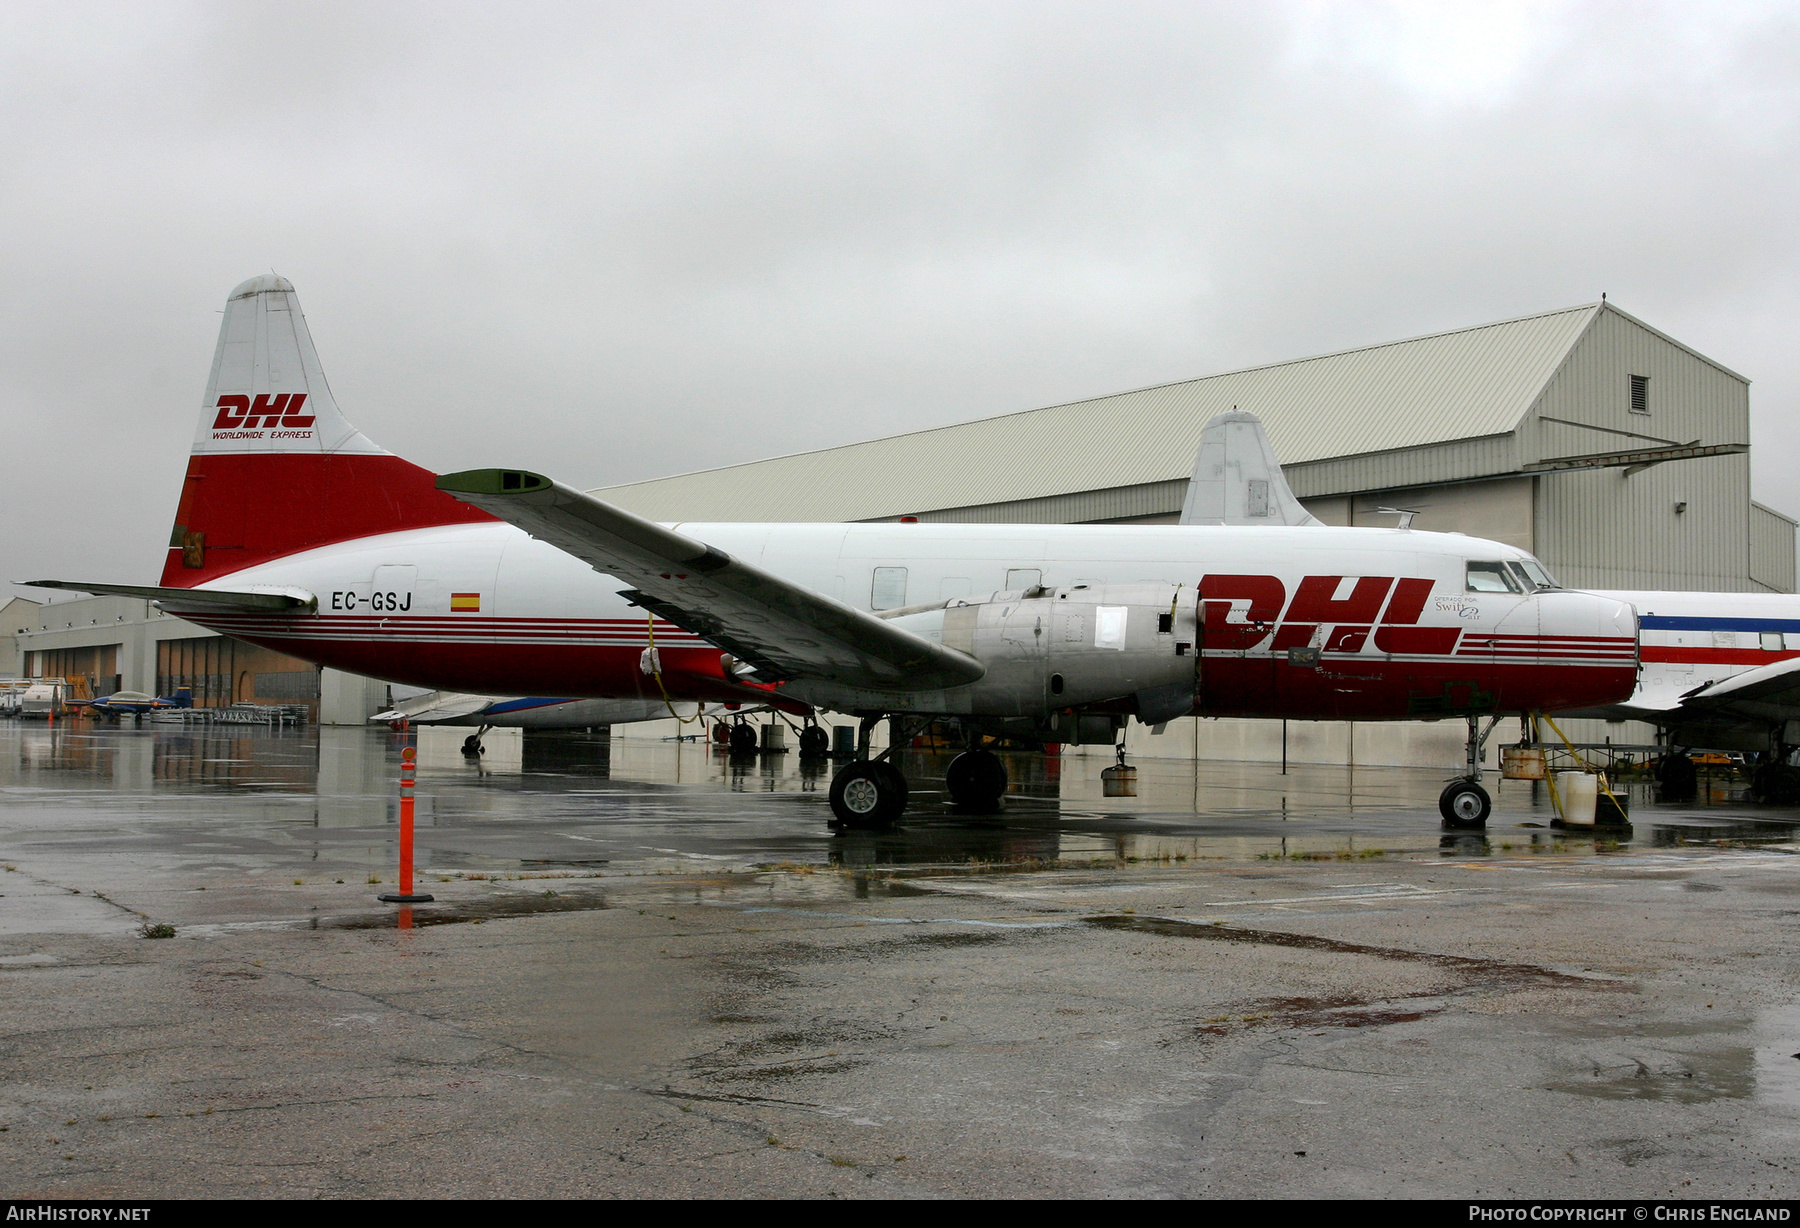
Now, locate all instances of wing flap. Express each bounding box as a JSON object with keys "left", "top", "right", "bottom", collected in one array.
[{"left": 434, "top": 469, "right": 984, "bottom": 692}]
